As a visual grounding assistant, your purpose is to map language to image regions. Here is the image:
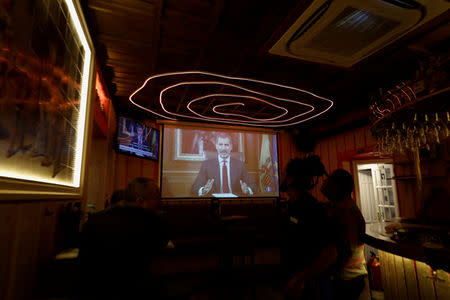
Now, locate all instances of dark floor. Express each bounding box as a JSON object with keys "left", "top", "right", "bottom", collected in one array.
[
  {"left": 162, "top": 267, "right": 285, "bottom": 300},
  {"left": 36, "top": 264, "right": 286, "bottom": 300}
]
